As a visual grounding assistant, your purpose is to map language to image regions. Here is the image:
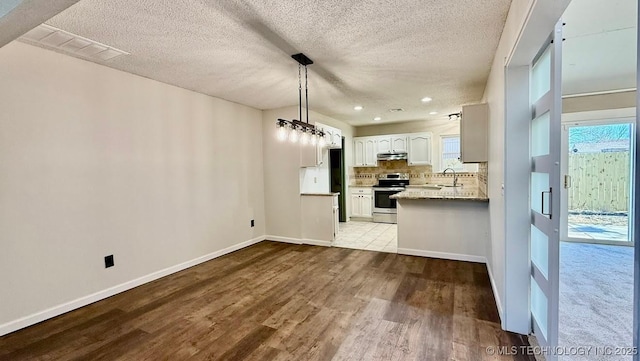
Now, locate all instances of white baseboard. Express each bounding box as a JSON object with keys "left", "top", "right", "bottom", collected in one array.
[
  {"left": 397, "top": 248, "right": 486, "bottom": 263},
  {"left": 486, "top": 263, "right": 504, "bottom": 327},
  {"left": 265, "top": 235, "right": 302, "bottom": 244},
  {"left": 302, "top": 239, "right": 332, "bottom": 247},
  {"left": 0, "top": 235, "right": 266, "bottom": 337},
  {"left": 264, "top": 235, "right": 331, "bottom": 247}
]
